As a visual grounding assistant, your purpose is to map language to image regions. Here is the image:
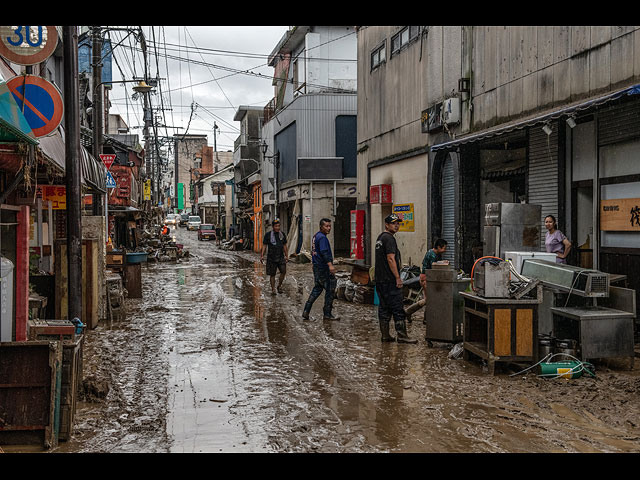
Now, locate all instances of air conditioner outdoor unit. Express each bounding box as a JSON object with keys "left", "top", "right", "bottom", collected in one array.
[{"left": 442, "top": 97, "right": 460, "bottom": 125}]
